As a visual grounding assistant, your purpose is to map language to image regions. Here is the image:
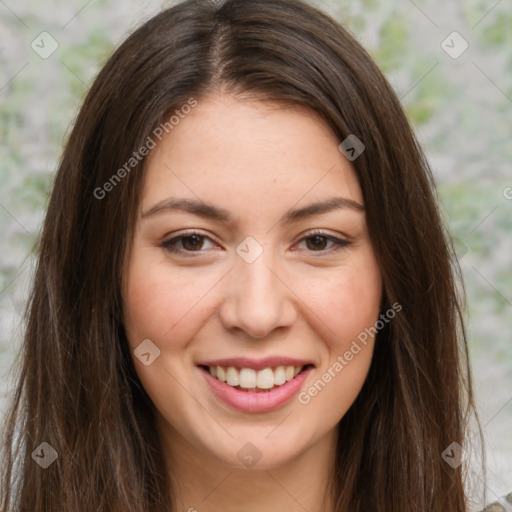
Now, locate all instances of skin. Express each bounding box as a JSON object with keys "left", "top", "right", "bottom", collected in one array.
[{"left": 122, "top": 93, "right": 382, "bottom": 512}]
